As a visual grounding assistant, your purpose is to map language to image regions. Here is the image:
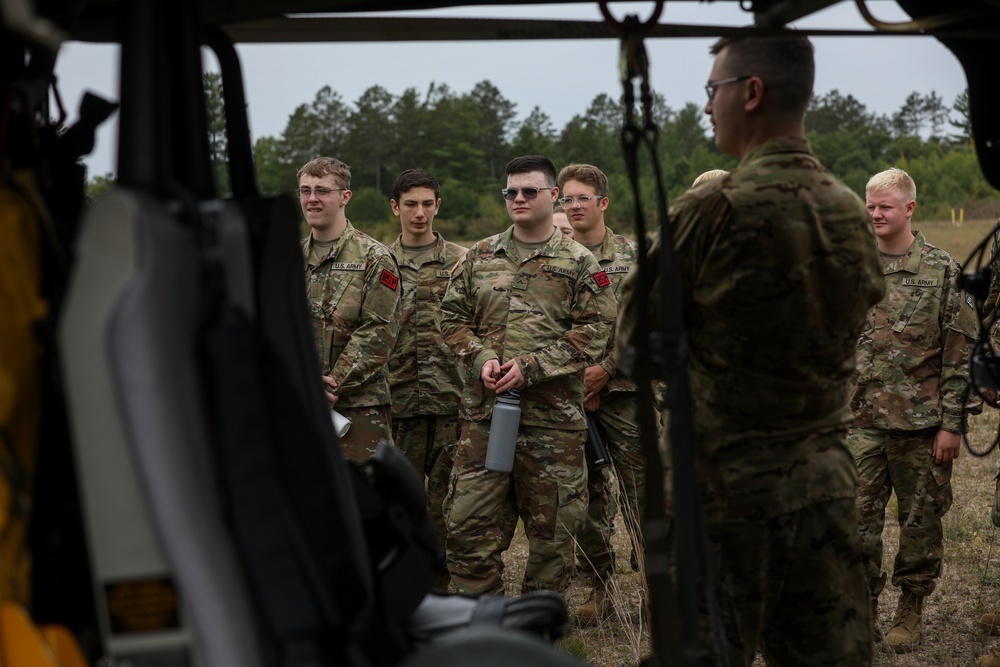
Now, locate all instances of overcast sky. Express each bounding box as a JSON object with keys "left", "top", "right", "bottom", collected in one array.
[{"left": 54, "top": 2, "right": 969, "bottom": 178}]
